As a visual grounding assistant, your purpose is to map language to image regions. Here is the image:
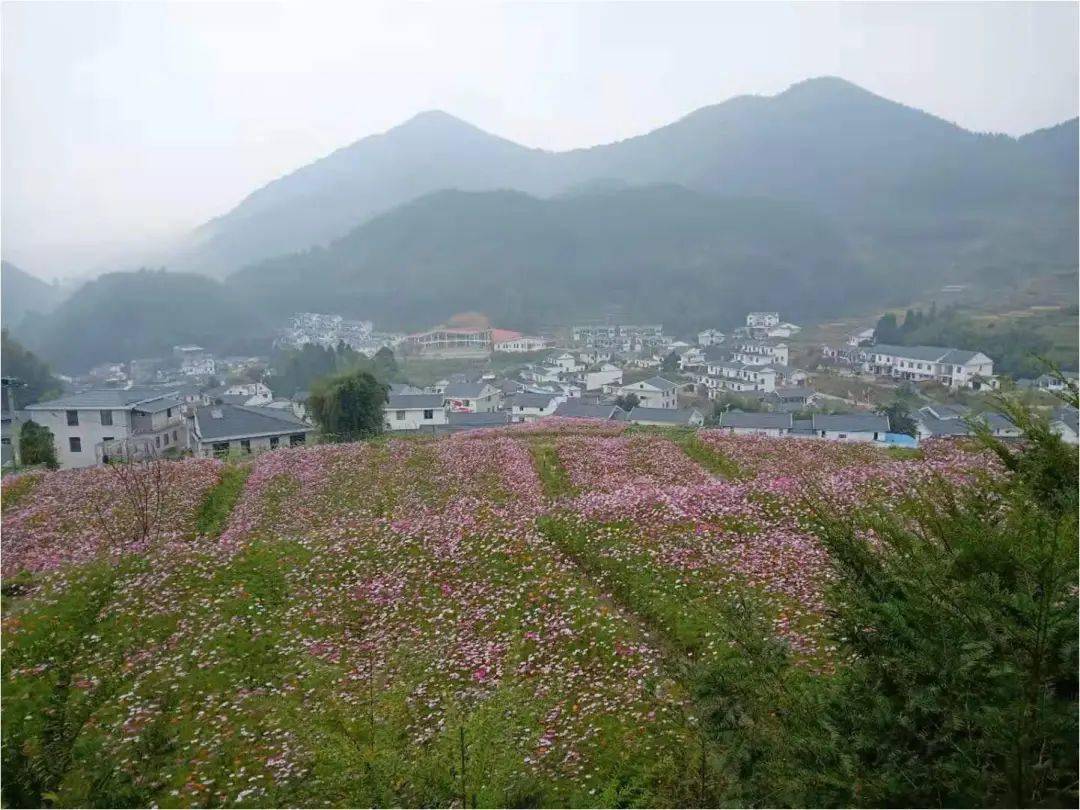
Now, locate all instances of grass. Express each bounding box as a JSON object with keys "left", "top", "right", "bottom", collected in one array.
[
  {"left": 677, "top": 433, "right": 741, "bottom": 479},
  {"left": 194, "top": 464, "right": 251, "bottom": 537},
  {"left": 1, "top": 472, "right": 41, "bottom": 514},
  {"left": 528, "top": 443, "right": 576, "bottom": 499}
]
